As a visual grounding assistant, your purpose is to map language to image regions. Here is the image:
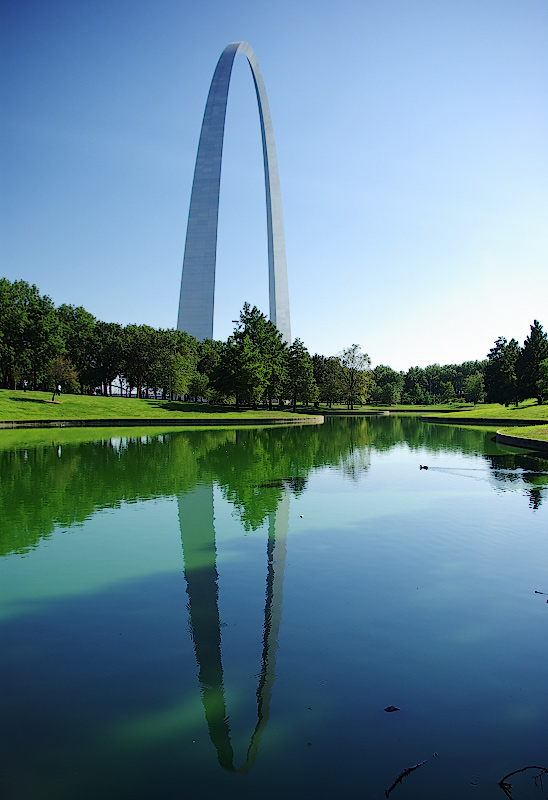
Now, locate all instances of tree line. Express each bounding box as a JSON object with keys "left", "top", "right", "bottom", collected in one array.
[{"left": 1, "top": 278, "right": 546, "bottom": 406}]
